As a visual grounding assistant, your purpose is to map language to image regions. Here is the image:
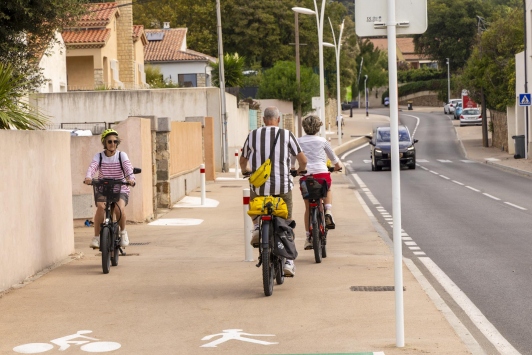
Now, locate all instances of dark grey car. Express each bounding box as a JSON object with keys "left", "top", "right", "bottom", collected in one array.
[{"left": 367, "top": 126, "right": 418, "bottom": 171}]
